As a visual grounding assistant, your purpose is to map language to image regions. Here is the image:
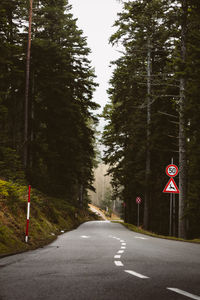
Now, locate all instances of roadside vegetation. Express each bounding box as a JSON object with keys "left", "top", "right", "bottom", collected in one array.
[
  {"left": 0, "top": 179, "right": 99, "bottom": 257},
  {"left": 102, "top": 0, "right": 200, "bottom": 239},
  {"left": 0, "top": 1, "right": 100, "bottom": 257},
  {"left": 117, "top": 222, "right": 200, "bottom": 244}
]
